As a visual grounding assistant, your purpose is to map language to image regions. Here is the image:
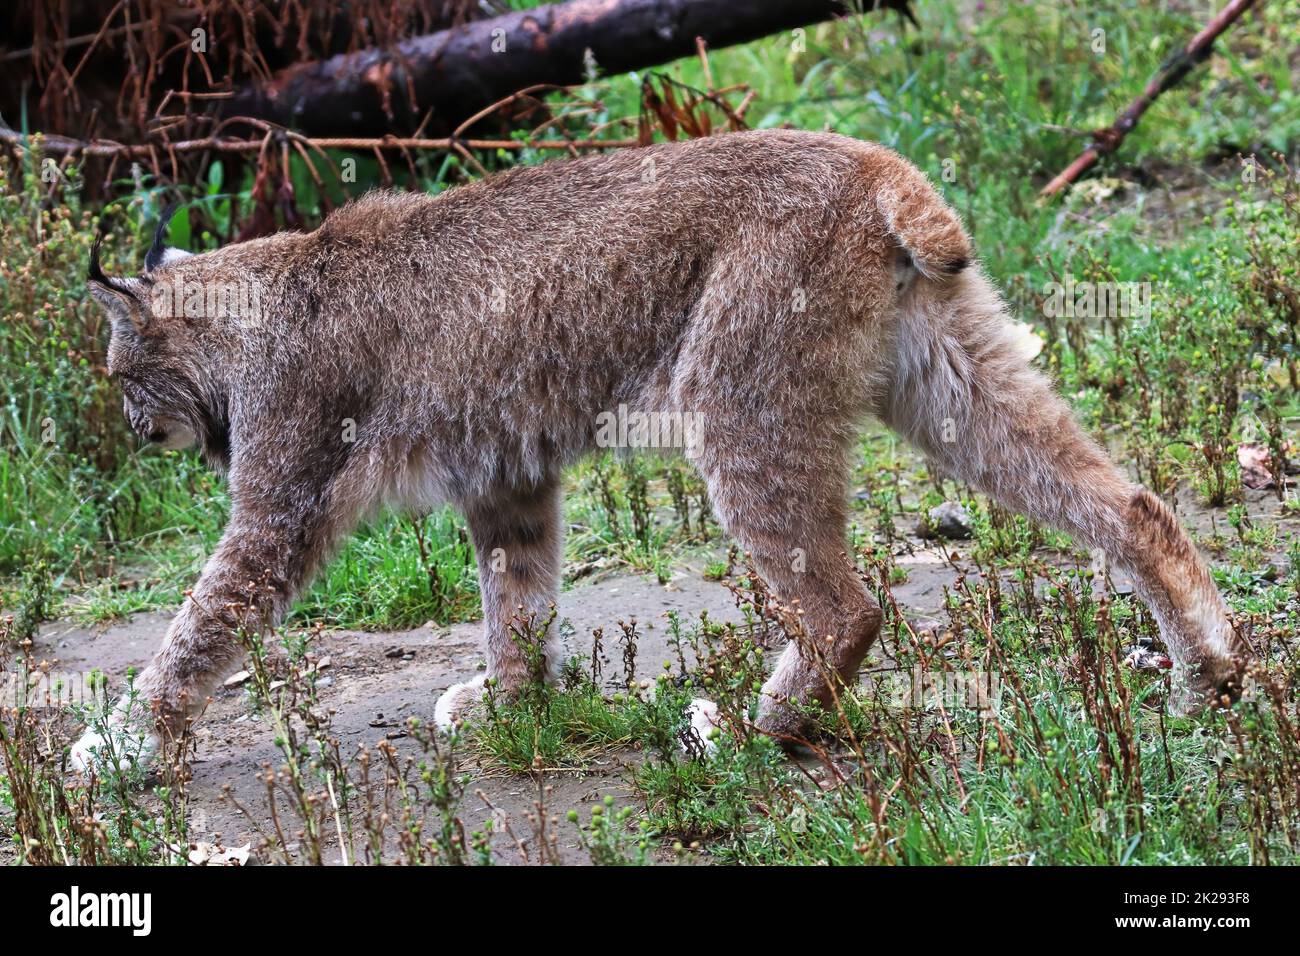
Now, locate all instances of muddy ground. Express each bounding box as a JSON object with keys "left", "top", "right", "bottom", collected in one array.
[{"left": 23, "top": 486, "right": 1296, "bottom": 864}]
